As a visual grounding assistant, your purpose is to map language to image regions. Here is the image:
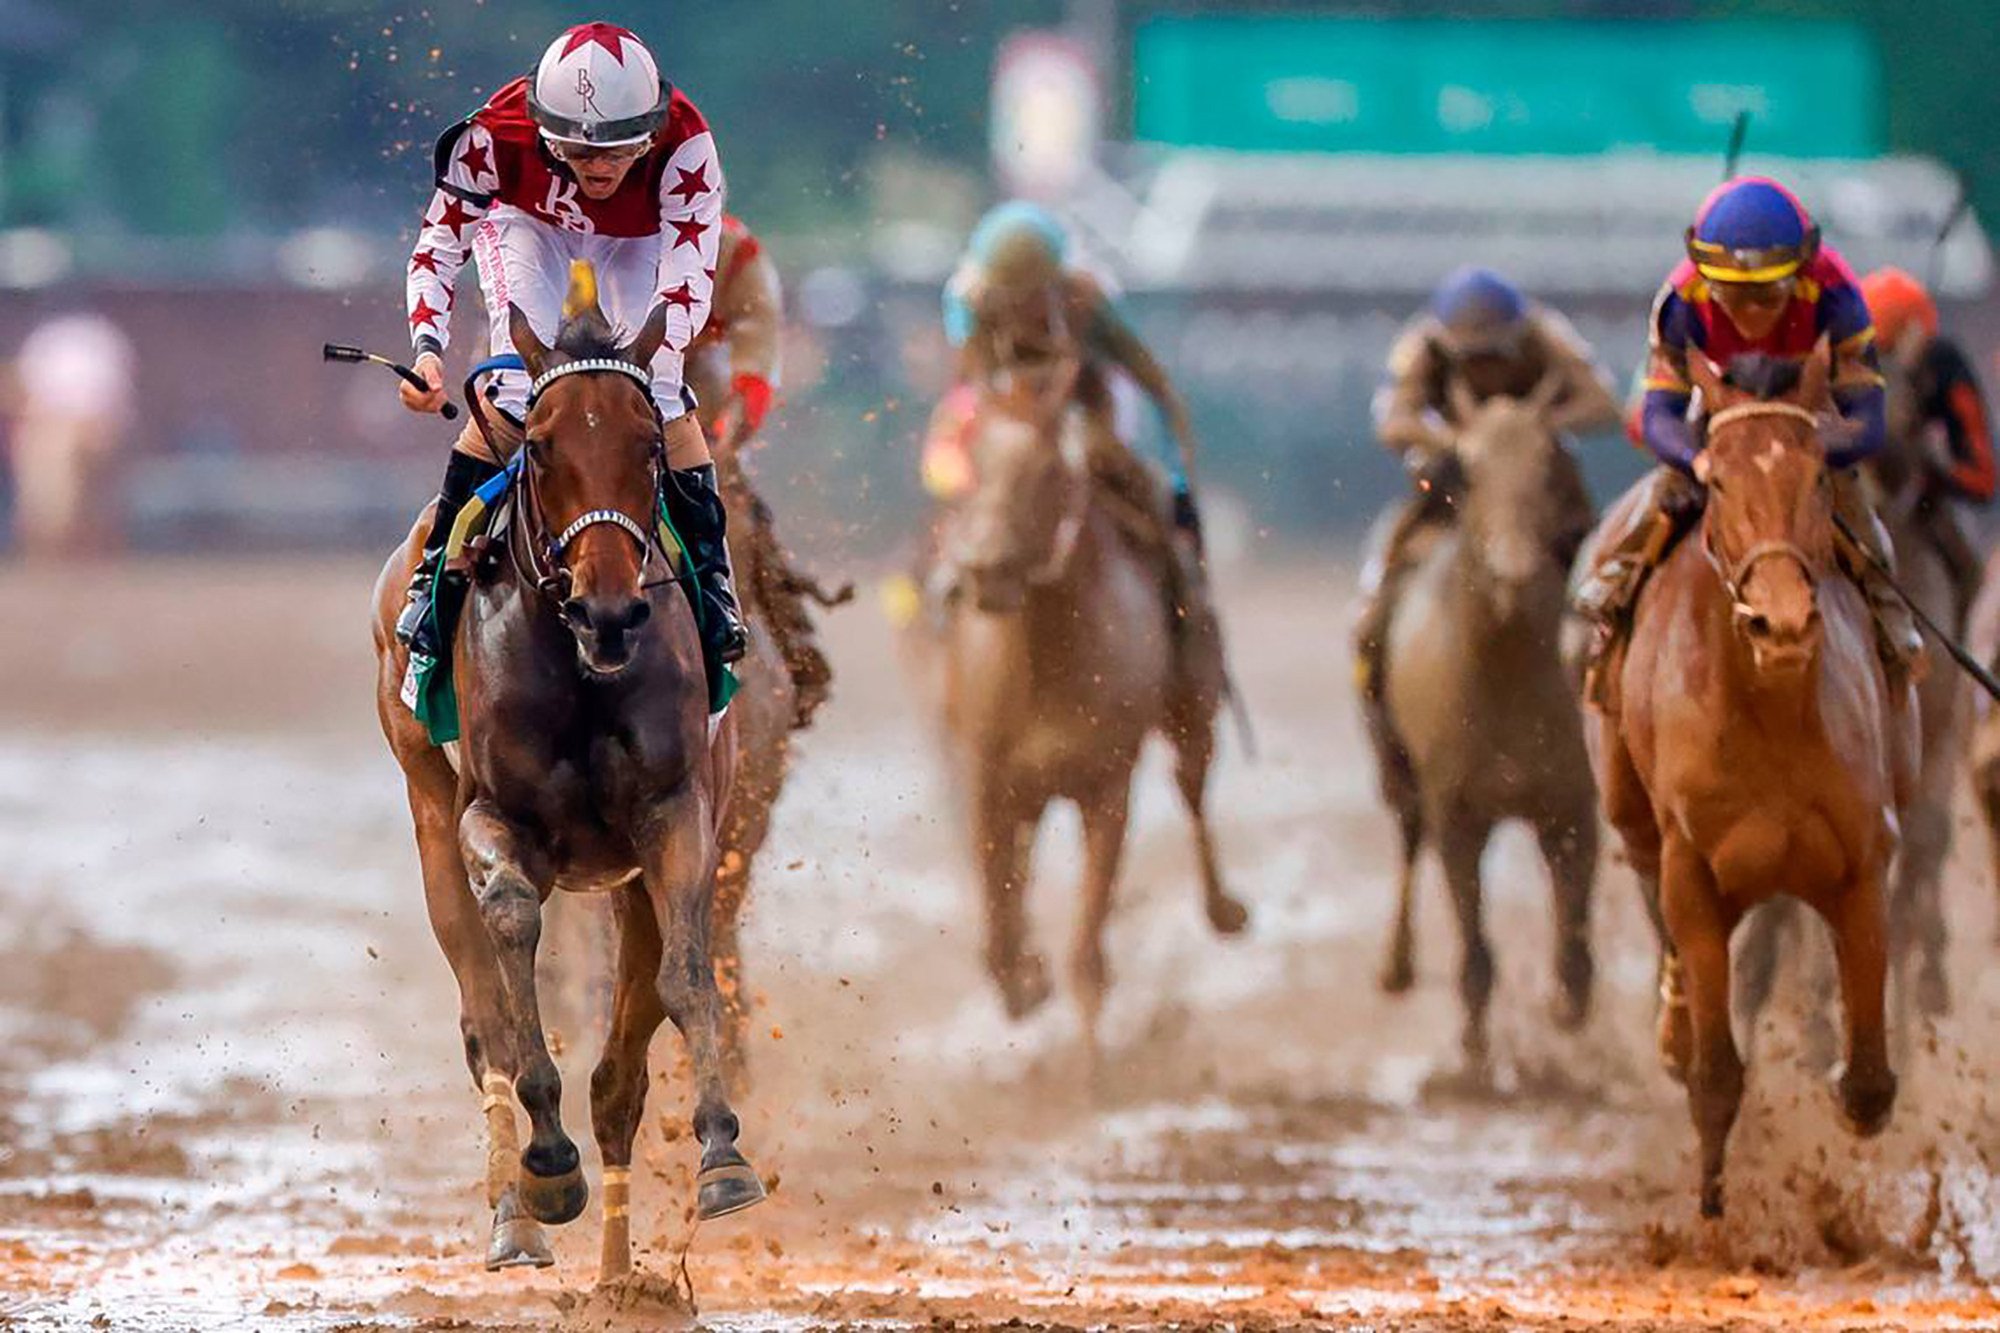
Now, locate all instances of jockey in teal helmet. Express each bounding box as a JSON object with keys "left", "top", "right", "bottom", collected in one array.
[{"left": 1573, "top": 175, "right": 1918, "bottom": 691}]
